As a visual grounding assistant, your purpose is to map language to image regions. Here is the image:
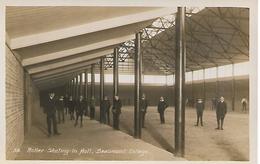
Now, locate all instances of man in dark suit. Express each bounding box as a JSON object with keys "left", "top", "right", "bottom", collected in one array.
[
  {"left": 140, "top": 94, "right": 148, "bottom": 128},
  {"left": 195, "top": 98, "right": 204, "bottom": 126},
  {"left": 43, "top": 92, "right": 60, "bottom": 137},
  {"left": 216, "top": 96, "right": 227, "bottom": 130},
  {"left": 100, "top": 96, "right": 111, "bottom": 124},
  {"left": 112, "top": 96, "right": 122, "bottom": 130},
  {"left": 75, "top": 96, "right": 86, "bottom": 127},
  {"left": 68, "top": 96, "right": 75, "bottom": 120},
  {"left": 157, "top": 96, "right": 168, "bottom": 124},
  {"left": 64, "top": 94, "right": 69, "bottom": 115}
]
